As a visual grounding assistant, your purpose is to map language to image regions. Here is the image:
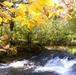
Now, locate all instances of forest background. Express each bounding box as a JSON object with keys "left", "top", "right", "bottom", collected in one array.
[{"left": 0, "top": 0, "right": 76, "bottom": 62}]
